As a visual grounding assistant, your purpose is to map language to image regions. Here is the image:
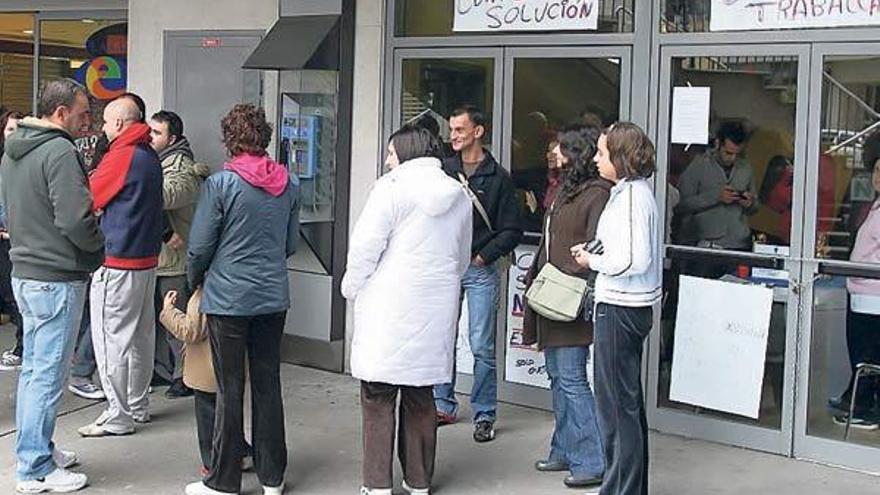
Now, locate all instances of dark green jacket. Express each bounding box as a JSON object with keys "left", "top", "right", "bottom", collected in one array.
[{"left": 0, "top": 118, "right": 104, "bottom": 281}]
